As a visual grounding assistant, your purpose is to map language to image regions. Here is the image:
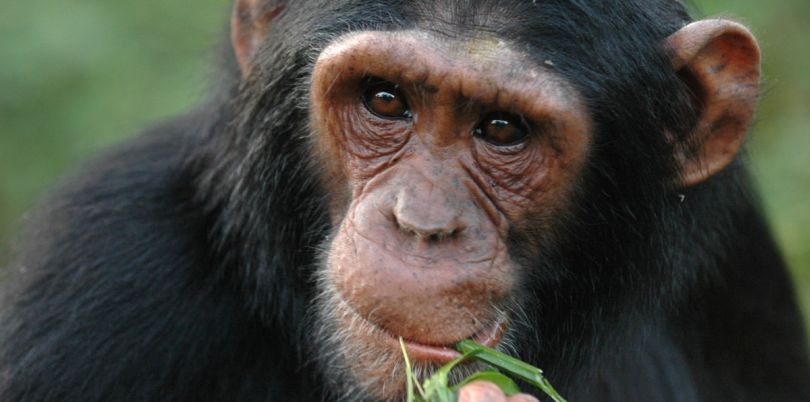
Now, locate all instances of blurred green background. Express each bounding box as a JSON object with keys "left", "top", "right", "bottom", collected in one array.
[{"left": 1, "top": 1, "right": 808, "bottom": 328}]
